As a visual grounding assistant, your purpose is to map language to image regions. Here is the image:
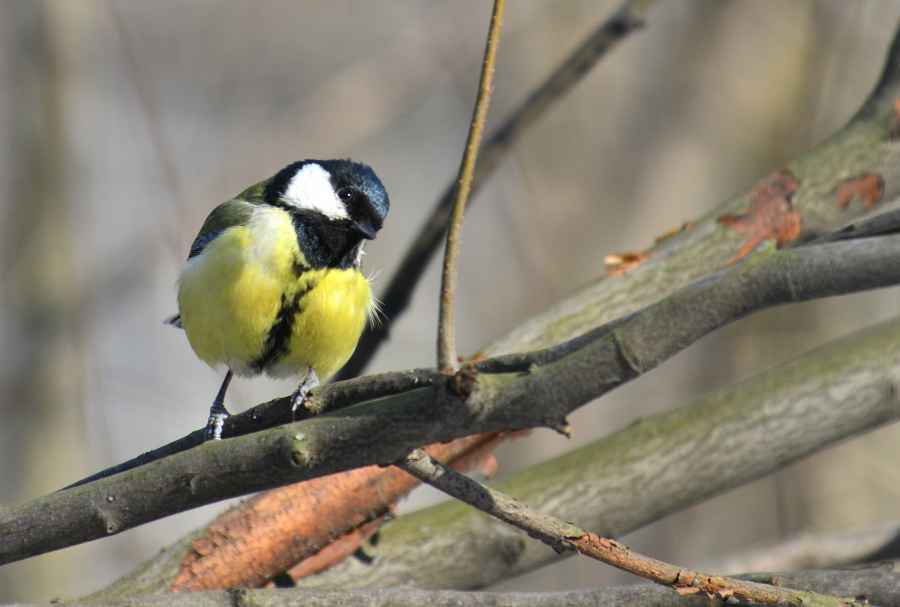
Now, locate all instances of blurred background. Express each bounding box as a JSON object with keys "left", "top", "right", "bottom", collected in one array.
[{"left": 2, "top": 0, "right": 900, "bottom": 601}]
